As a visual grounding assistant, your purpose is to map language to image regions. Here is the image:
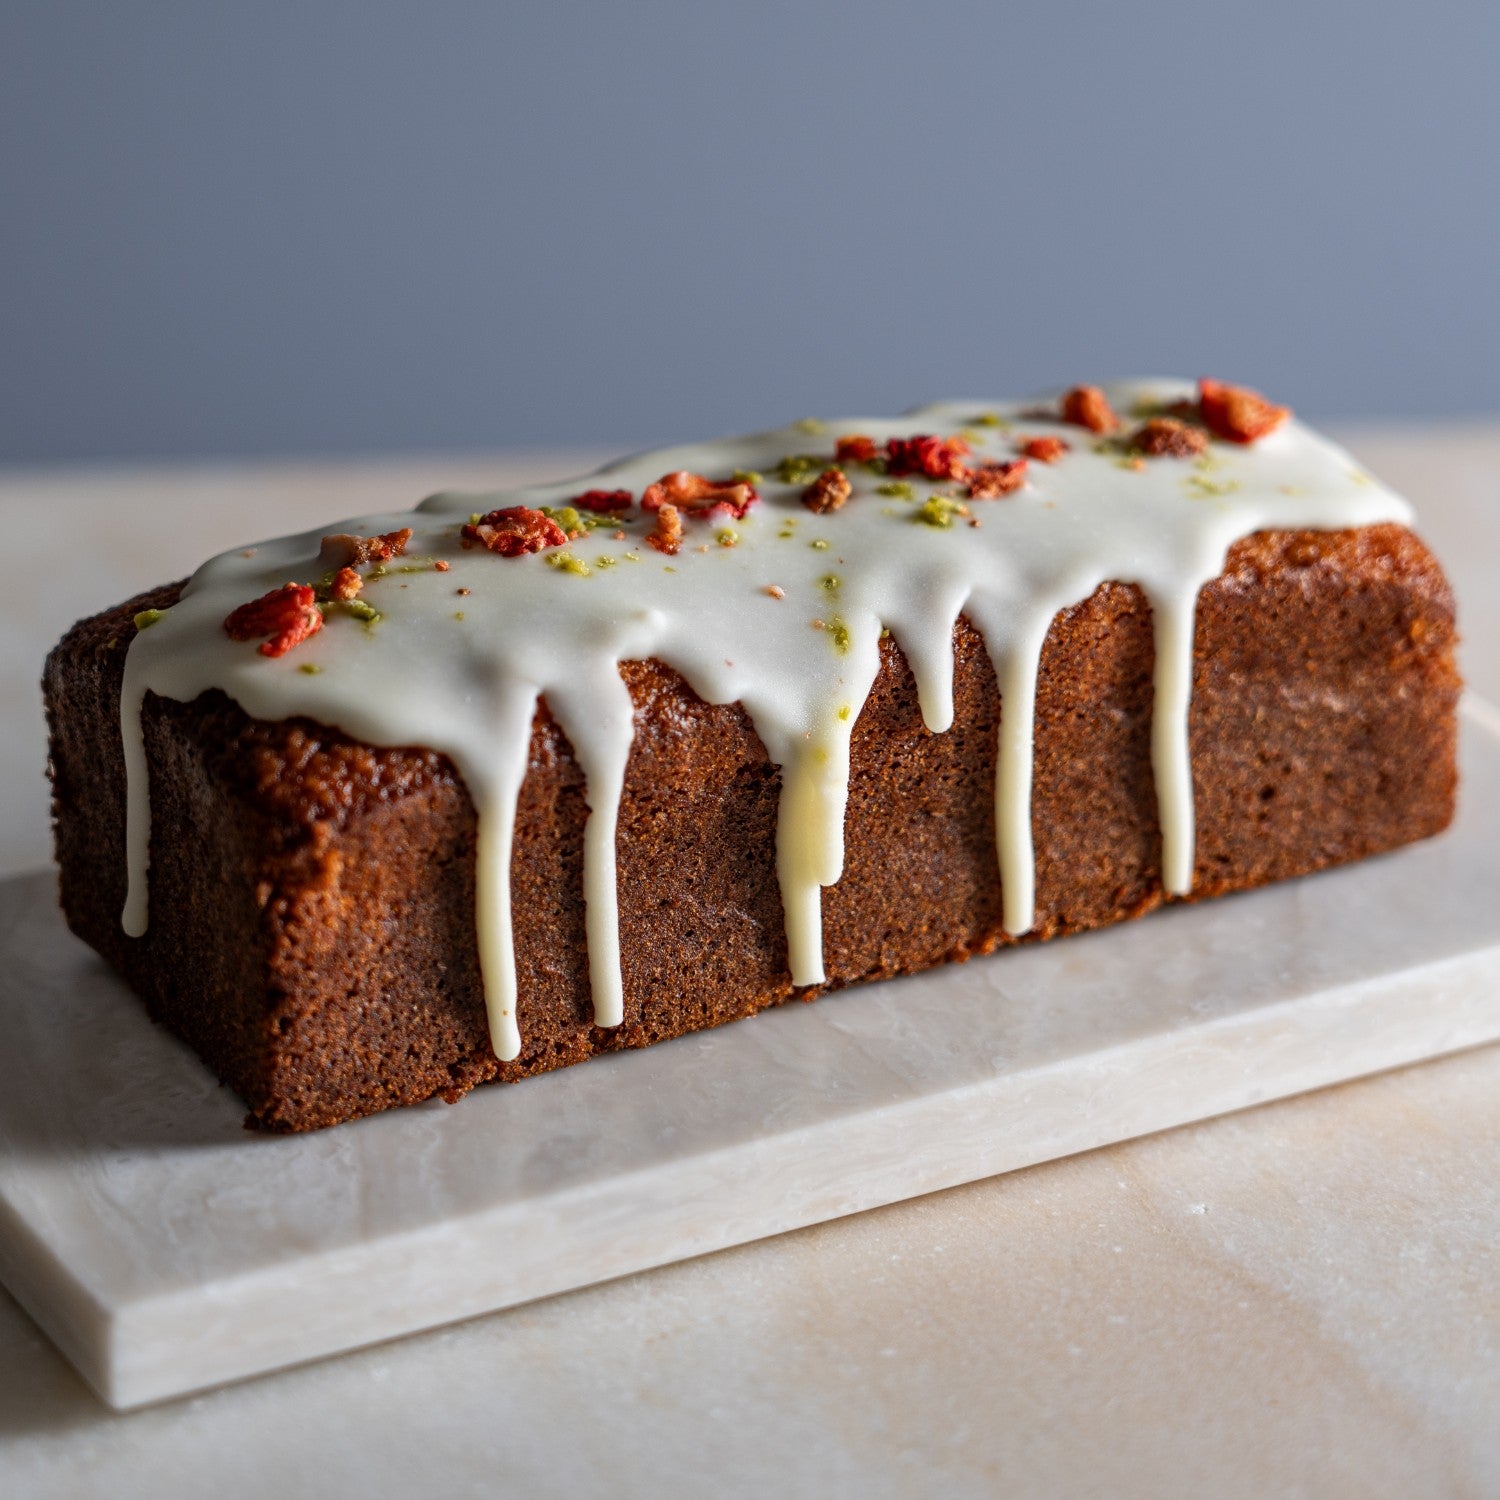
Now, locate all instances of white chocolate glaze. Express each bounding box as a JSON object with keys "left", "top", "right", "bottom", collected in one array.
[{"left": 118, "top": 380, "right": 1412, "bottom": 1062}]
